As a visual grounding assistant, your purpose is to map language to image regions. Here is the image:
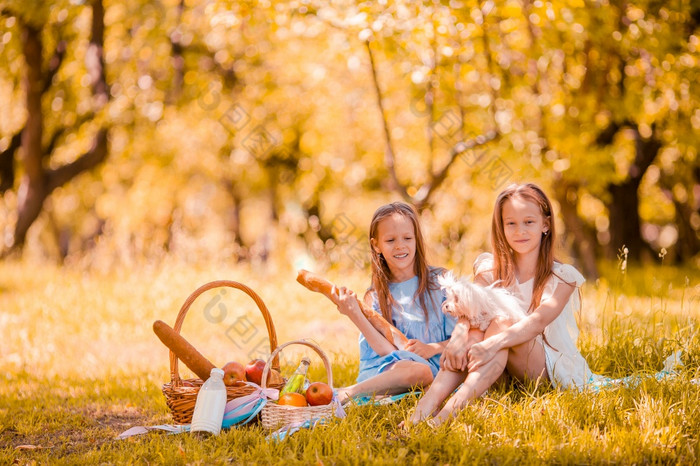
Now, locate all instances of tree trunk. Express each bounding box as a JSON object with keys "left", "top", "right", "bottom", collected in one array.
[
  {"left": 0, "top": 132, "right": 21, "bottom": 193},
  {"left": 553, "top": 180, "right": 599, "bottom": 278},
  {"left": 13, "top": 22, "right": 46, "bottom": 250},
  {"left": 268, "top": 167, "right": 279, "bottom": 222},
  {"left": 662, "top": 166, "right": 700, "bottom": 261},
  {"left": 5, "top": 0, "right": 109, "bottom": 255},
  {"left": 605, "top": 128, "right": 661, "bottom": 262},
  {"left": 222, "top": 179, "right": 248, "bottom": 261},
  {"left": 672, "top": 199, "right": 700, "bottom": 261},
  {"left": 606, "top": 180, "right": 647, "bottom": 261},
  {"left": 167, "top": 0, "right": 186, "bottom": 104}
]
